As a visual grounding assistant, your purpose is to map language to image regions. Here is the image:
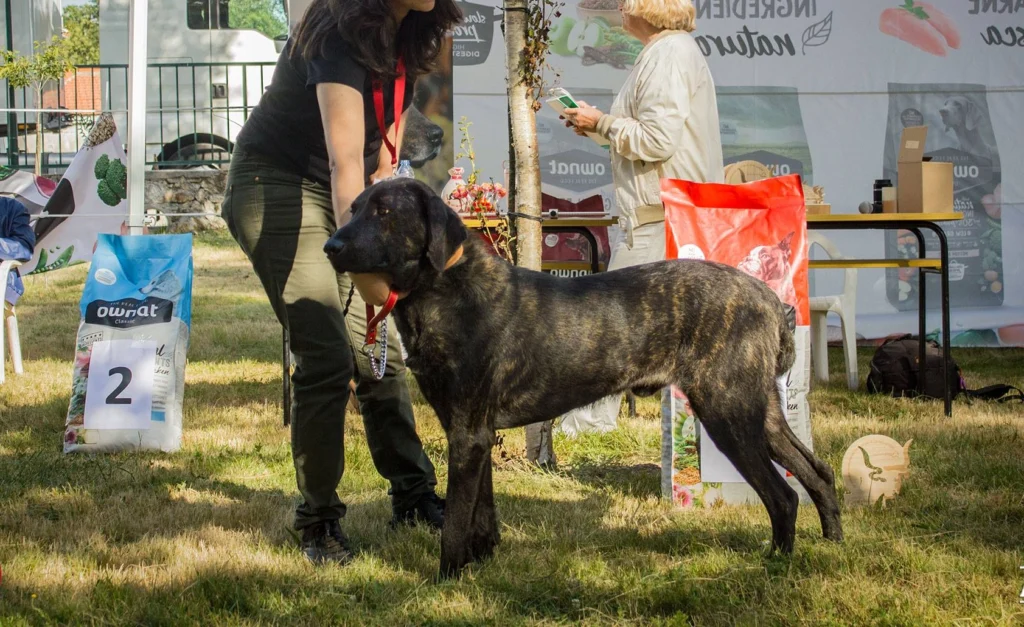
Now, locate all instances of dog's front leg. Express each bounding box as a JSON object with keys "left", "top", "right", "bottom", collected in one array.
[{"left": 439, "top": 418, "right": 499, "bottom": 579}]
